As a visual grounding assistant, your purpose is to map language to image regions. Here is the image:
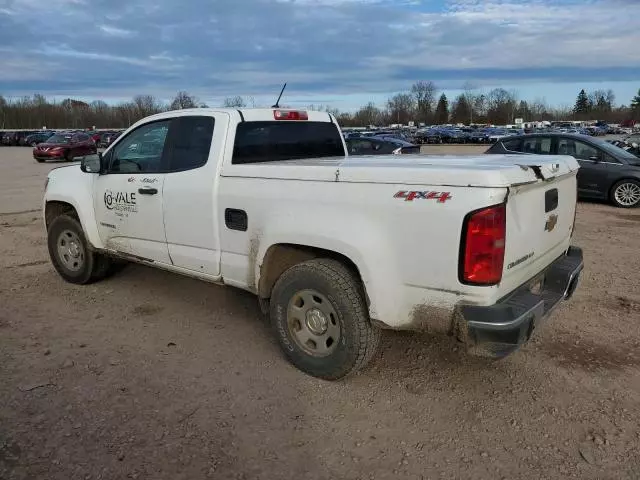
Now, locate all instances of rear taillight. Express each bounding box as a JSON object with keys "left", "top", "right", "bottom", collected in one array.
[
  {"left": 460, "top": 204, "right": 506, "bottom": 285},
  {"left": 273, "top": 110, "right": 308, "bottom": 121}
]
